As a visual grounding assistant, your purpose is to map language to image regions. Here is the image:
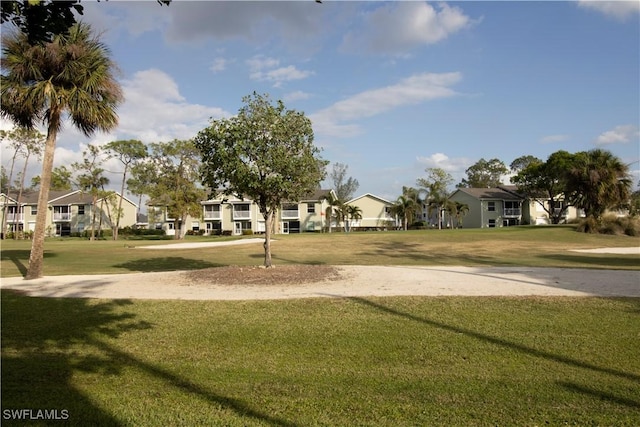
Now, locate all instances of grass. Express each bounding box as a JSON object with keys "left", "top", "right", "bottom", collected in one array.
[
  {"left": 1, "top": 226, "right": 639, "bottom": 425},
  {"left": 2, "top": 293, "right": 639, "bottom": 426},
  {"left": 1, "top": 225, "right": 639, "bottom": 277}
]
